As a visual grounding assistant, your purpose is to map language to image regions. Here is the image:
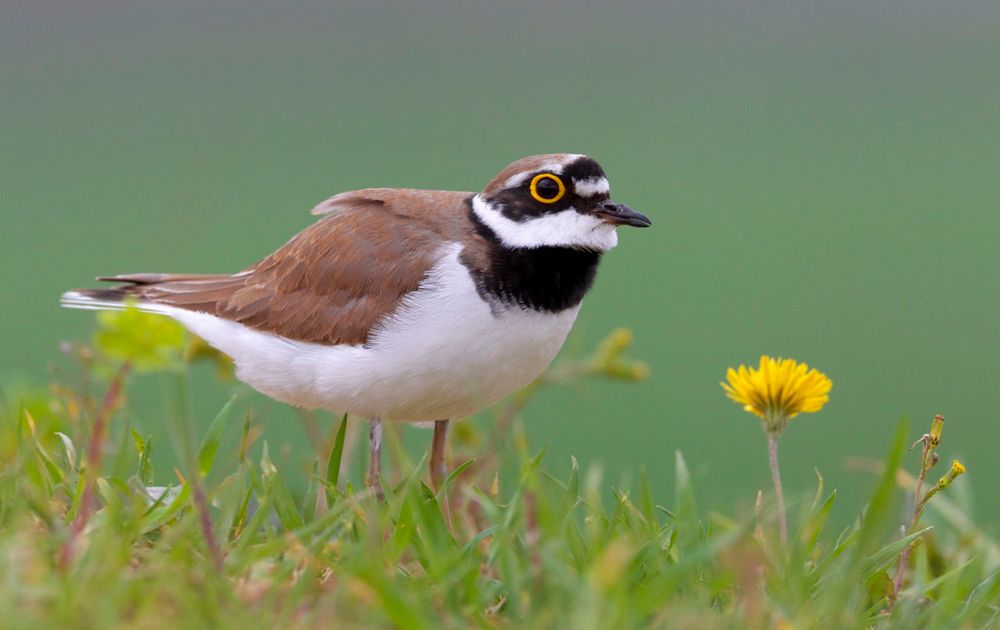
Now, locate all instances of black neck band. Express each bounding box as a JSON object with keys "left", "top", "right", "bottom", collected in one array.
[{"left": 464, "top": 204, "right": 602, "bottom": 313}]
